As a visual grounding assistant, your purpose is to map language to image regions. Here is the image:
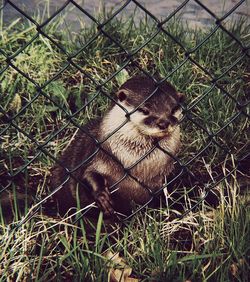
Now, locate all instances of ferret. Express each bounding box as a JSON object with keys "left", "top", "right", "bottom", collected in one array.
[{"left": 50, "top": 75, "right": 184, "bottom": 218}]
